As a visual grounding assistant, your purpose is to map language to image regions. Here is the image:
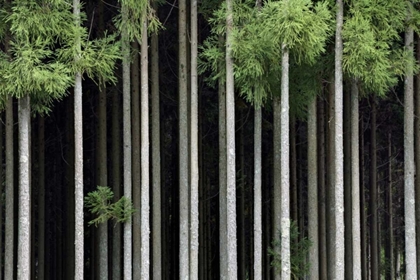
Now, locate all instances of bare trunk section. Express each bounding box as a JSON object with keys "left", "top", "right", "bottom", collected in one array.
[
  {"left": 5, "top": 96, "right": 13, "bottom": 280},
  {"left": 17, "top": 95, "right": 31, "bottom": 280},
  {"left": 404, "top": 8, "right": 417, "bottom": 279},
  {"left": 254, "top": 106, "right": 262, "bottom": 280},
  {"left": 385, "top": 132, "right": 394, "bottom": 280},
  {"left": 416, "top": 32, "right": 420, "bottom": 278},
  {"left": 308, "top": 98, "right": 318, "bottom": 280},
  {"left": 122, "top": 4, "right": 132, "bottom": 280},
  {"left": 38, "top": 116, "right": 45, "bottom": 280},
  {"left": 333, "top": 0, "right": 345, "bottom": 278},
  {"left": 280, "top": 44, "right": 290, "bottom": 280},
  {"left": 190, "top": 0, "right": 199, "bottom": 278},
  {"left": 179, "top": 0, "right": 190, "bottom": 277},
  {"left": 0, "top": 112, "right": 3, "bottom": 280},
  {"left": 344, "top": 84, "right": 352, "bottom": 280},
  {"left": 132, "top": 40, "right": 141, "bottom": 280},
  {"left": 360, "top": 115, "right": 368, "bottom": 280},
  {"left": 351, "top": 79, "right": 361, "bottom": 280},
  {"left": 73, "top": 1, "right": 84, "bottom": 278},
  {"left": 238, "top": 109, "right": 246, "bottom": 280},
  {"left": 370, "top": 97, "right": 379, "bottom": 280},
  {"left": 140, "top": 15, "right": 151, "bottom": 279},
  {"left": 290, "top": 118, "right": 298, "bottom": 225},
  {"left": 273, "top": 96, "right": 281, "bottom": 280},
  {"left": 151, "top": 3, "right": 162, "bottom": 278},
  {"left": 226, "top": 0, "right": 237, "bottom": 277}
]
